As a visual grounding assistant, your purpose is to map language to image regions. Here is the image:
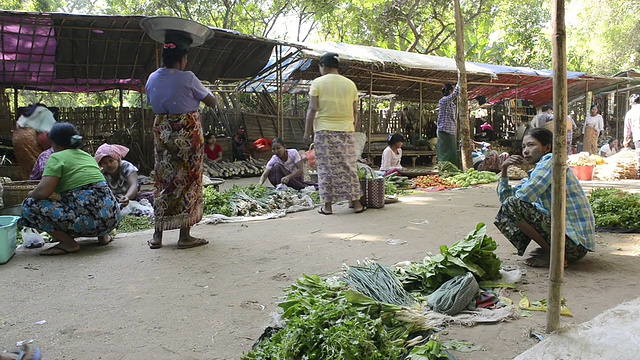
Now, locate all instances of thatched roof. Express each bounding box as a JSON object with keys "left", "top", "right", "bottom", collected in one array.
[
  {"left": 242, "top": 43, "right": 640, "bottom": 106},
  {"left": 0, "top": 11, "right": 291, "bottom": 92}
]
